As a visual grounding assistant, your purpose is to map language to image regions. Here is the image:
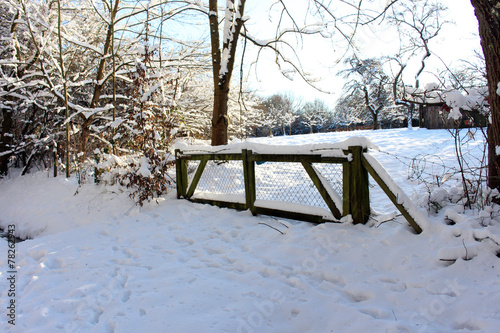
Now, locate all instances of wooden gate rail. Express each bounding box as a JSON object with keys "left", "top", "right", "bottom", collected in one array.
[
  {"left": 175, "top": 145, "right": 424, "bottom": 233},
  {"left": 361, "top": 154, "right": 423, "bottom": 234}
]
